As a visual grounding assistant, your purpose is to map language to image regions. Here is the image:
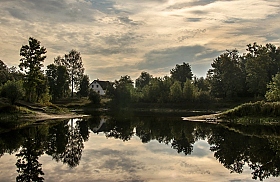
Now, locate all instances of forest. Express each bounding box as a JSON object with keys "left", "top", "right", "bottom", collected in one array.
[{"left": 1, "top": 37, "right": 280, "bottom": 111}]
